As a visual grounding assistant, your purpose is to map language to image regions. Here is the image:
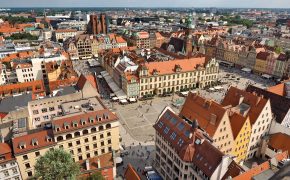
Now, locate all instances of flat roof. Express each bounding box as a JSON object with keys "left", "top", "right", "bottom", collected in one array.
[
  {"left": 61, "top": 97, "right": 104, "bottom": 115},
  {"left": 0, "top": 93, "right": 32, "bottom": 113}
]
